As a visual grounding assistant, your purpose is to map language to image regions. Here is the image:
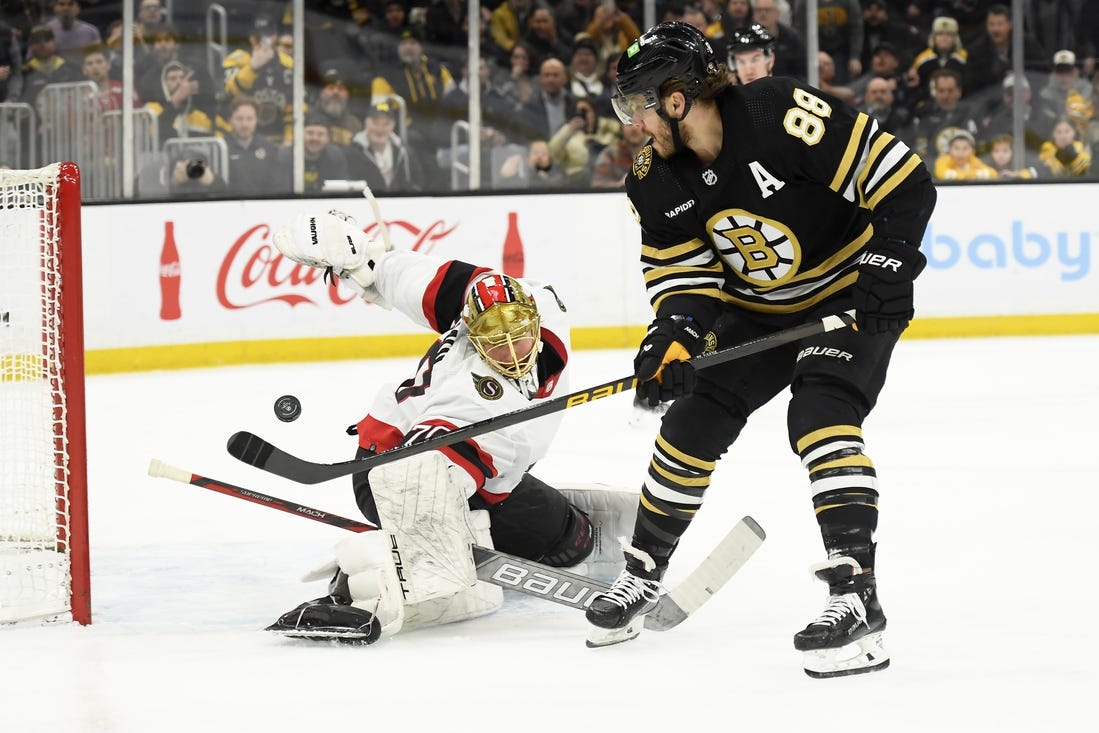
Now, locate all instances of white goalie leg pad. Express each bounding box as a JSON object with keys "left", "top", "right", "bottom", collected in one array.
[
  {"left": 369, "top": 451, "right": 479, "bottom": 604},
  {"left": 334, "top": 531, "right": 406, "bottom": 638},
  {"left": 559, "top": 485, "right": 639, "bottom": 580},
  {"left": 403, "top": 509, "right": 503, "bottom": 629}
]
